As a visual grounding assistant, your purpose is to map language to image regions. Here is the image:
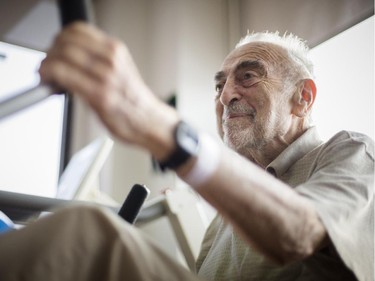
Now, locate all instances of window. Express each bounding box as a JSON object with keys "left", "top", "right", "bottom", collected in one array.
[
  {"left": 310, "top": 16, "right": 374, "bottom": 141},
  {"left": 0, "top": 41, "right": 67, "bottom": 197}
]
